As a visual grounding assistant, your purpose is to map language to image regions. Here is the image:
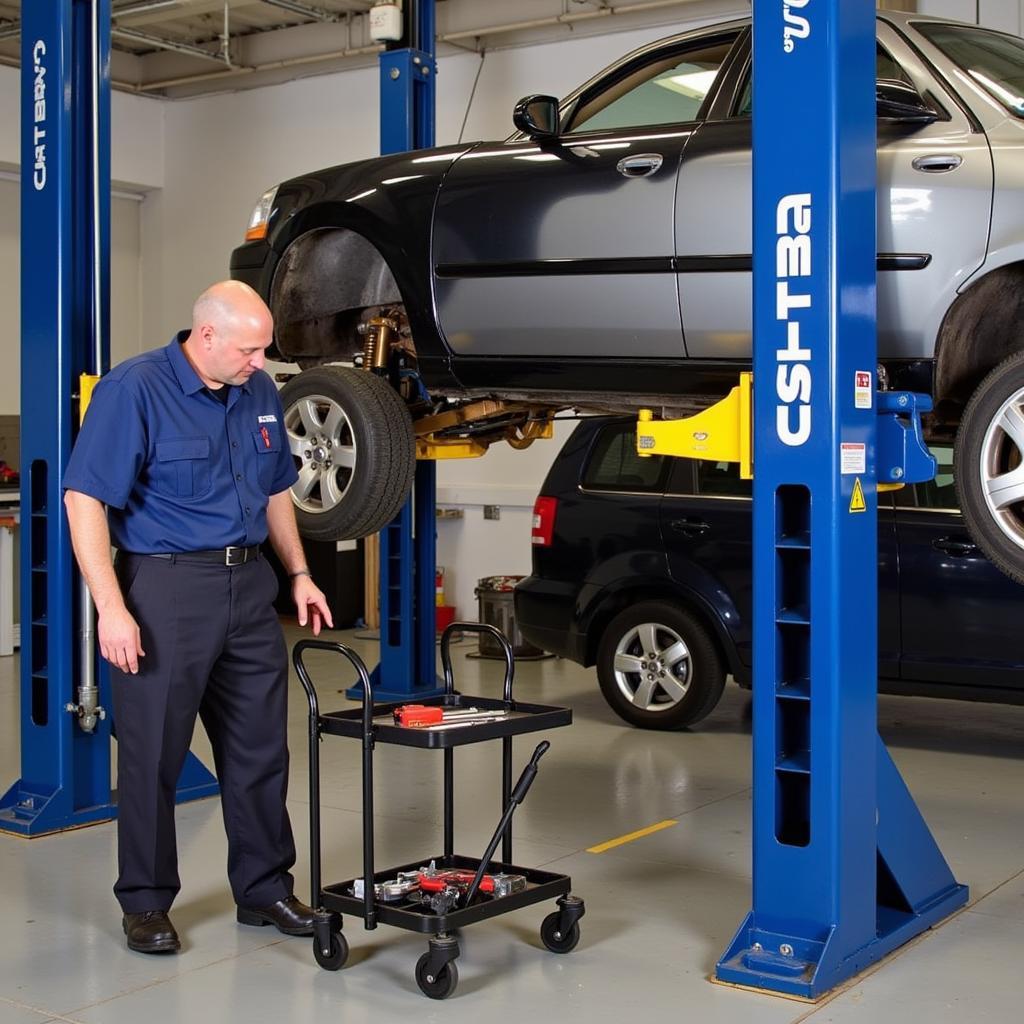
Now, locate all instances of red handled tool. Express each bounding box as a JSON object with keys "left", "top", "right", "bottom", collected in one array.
[{"left": 393, "top": 704, "right": 508, "bottom": 728}]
